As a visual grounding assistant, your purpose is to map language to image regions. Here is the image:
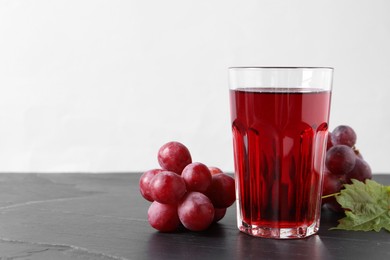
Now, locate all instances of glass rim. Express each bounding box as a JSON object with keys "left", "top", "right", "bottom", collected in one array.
[{"left": 228, "top": 66, "right": 334, "bottom": 70}]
